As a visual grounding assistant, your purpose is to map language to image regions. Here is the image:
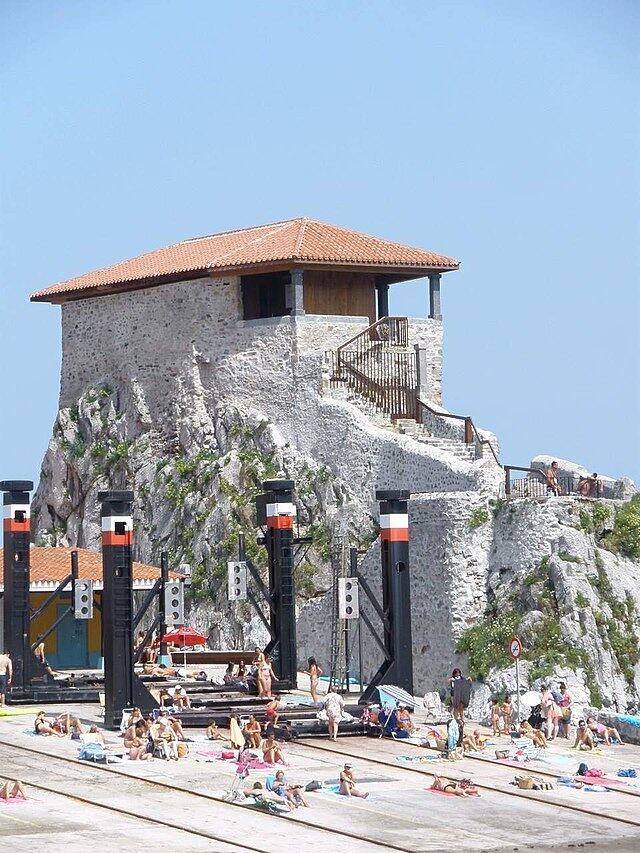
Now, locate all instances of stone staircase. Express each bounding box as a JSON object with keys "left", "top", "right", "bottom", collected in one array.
[
  {"left": 326, "top": 386, "right": 477, "bottom": 463},
  {"left": 394, "top": 419, "right": 477, "bottom": 462}
]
